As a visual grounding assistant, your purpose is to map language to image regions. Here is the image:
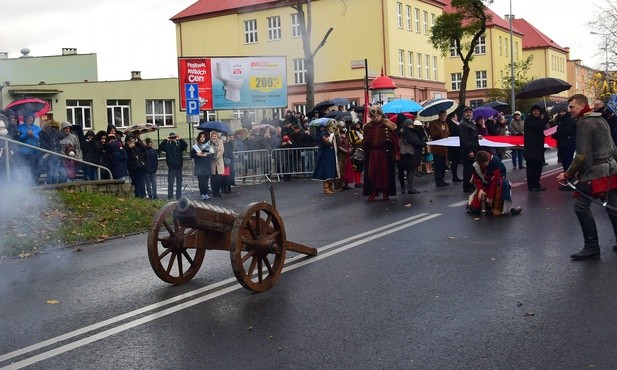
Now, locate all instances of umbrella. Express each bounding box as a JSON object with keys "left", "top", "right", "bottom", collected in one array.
[
  {"left": 330, "top": 97, "right": 350, "bottom": 106},
  {"left": 382, "top": 99, "right": 423, "bottom": 114},
  {"left": 416, "top": 99, "right": 458, "bottom": 122},
  {"left": 549, "top": 103, "right": 568, "bottom": 116},
  {"left": 325, "top": 110, "right": 340, "bottom": 119},
  {"left": 308, "top": 117, "right": 331, "bottom": 126},
  {"left": 472, "top": 106, "right": 499, "bottom": 120},
  {"left": 5, "top": 97, "right": 50, "bottom": 118},
  {"left": 123, "top": 123, "right": 158, "bottom": 134},
  {"left": 195, "top": 120, "right": 232, "bottom": 133},
  {"left": 313, "top": 100, "right": 336, "bottom": 111},
  {"left": 333, "top": 111, "right": 358, "bottom": 123},
  {"left": 485, "top": 101, "right": 509, "bottom": 113},
  {"left": 515, "top": 77, "right": 572, "bottom": 100},
  {"left": 251, "top": 123, "right": 276, "bottom": 133}
]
